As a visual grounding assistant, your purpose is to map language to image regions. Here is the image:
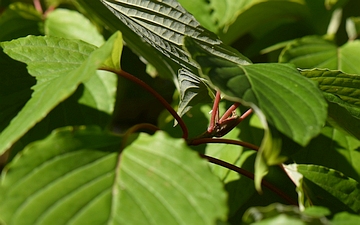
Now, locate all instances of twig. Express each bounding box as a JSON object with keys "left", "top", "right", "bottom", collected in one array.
[
  {"left": 219, "top": 102, "right": 240, "bottom": 123},
  {"left": 200, "top": 154, "right": 298, "bottom": 206},
  {"left": 100, "top": 67, "right": 189, "bottom": 139},
  {"left": 208, "top": 91, "right": 221, "bottom": 133}
]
